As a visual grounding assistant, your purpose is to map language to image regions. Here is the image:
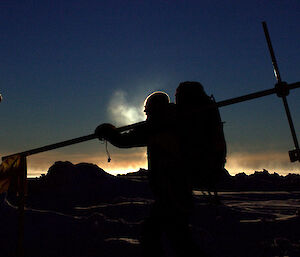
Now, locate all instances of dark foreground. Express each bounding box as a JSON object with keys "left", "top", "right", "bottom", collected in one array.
[{"left": 1, "top": 190, "right": 300, "bottom": 257}]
